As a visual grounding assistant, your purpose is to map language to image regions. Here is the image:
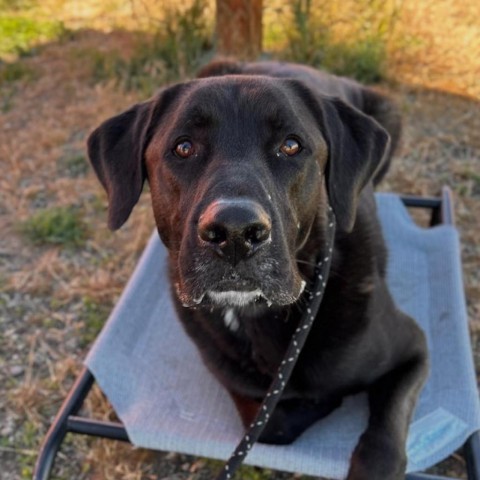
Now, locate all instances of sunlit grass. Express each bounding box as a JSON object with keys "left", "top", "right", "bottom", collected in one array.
[
  {"left": 67, "top": 0, "right": 214, "bottom": 95},
  {"left": 0, "top": 16, "right": 66, "bottom": 57},
  {"left": 1, "top": 0, "right": 478, "bottom": 96},
  {"left": 263, "top": 0, "right": 398, "bottom": 82},
  {"left": 264, "top": 0, "right": 479, "bottom": 96}
]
